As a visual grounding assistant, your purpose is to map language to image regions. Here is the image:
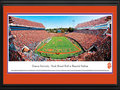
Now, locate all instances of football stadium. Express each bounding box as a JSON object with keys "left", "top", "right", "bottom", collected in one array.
[{"left": 9, "top": 15, "right": 111, "bottom": 61}]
